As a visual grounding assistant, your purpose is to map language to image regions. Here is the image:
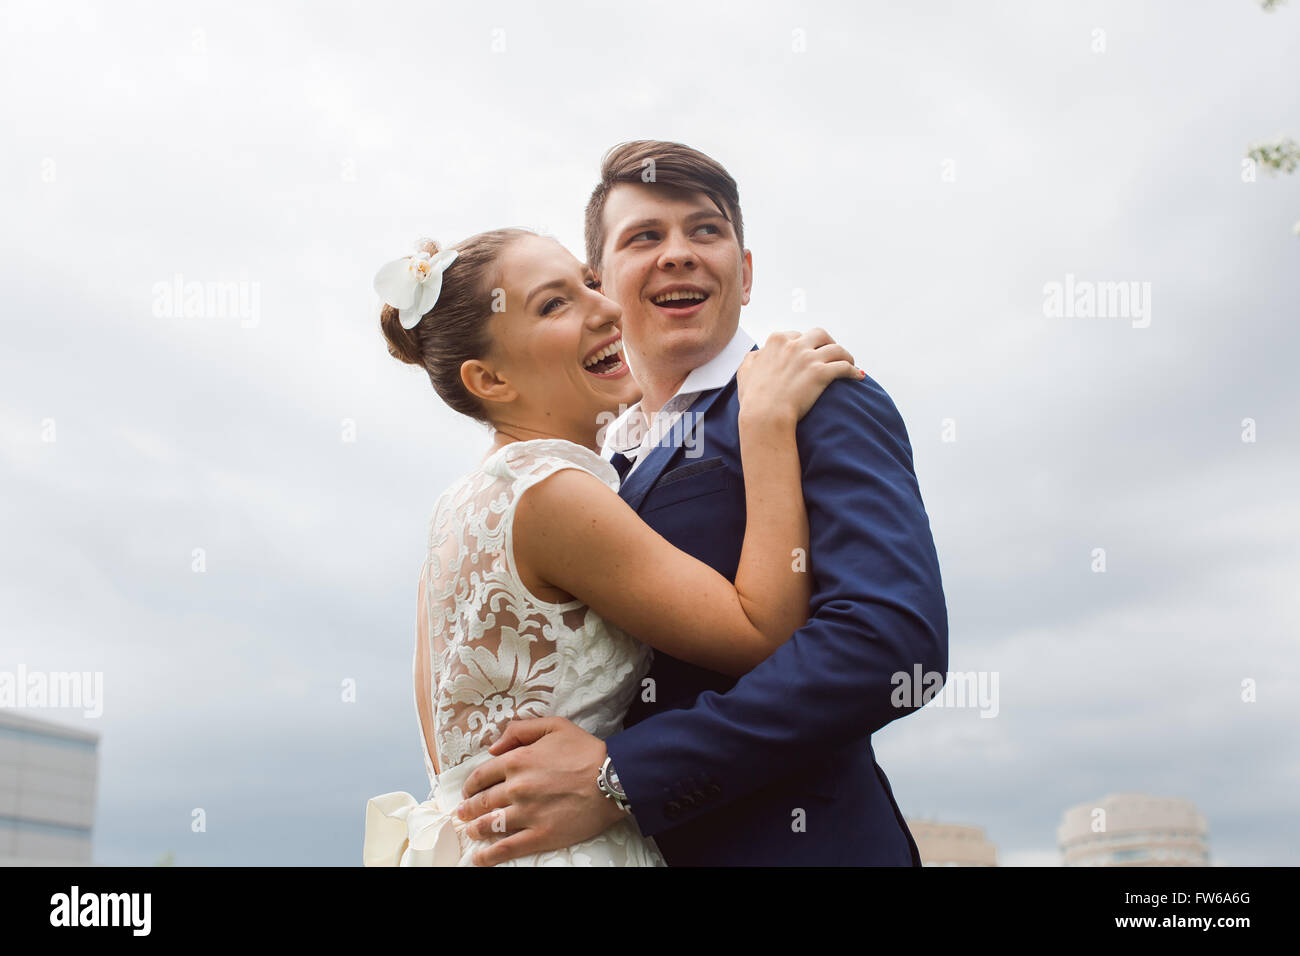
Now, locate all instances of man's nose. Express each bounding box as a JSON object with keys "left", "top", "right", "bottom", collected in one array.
[{"left": 657, "top": 231, "right": 696, "bottom": 270}]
